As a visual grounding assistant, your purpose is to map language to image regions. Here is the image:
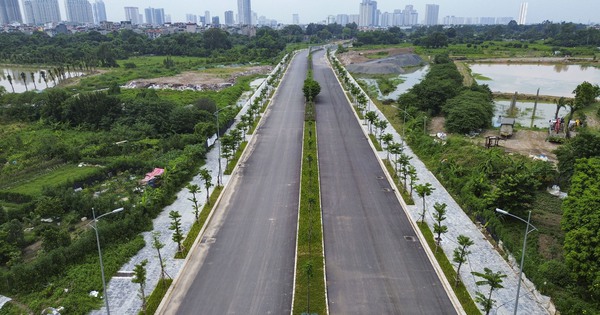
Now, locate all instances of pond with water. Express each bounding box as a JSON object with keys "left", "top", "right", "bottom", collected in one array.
[
  {"left": 360, "top": 65, "right": 429, "bottom": 100},
  {"left": 470, "top": 63, "right": 600, "bottom": 97},
  {"left": 0, "top": 67, "right": 84, "bottom": 93},
  {"left": 493, "top": 100, "right": 570, "bottom": 128}
]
